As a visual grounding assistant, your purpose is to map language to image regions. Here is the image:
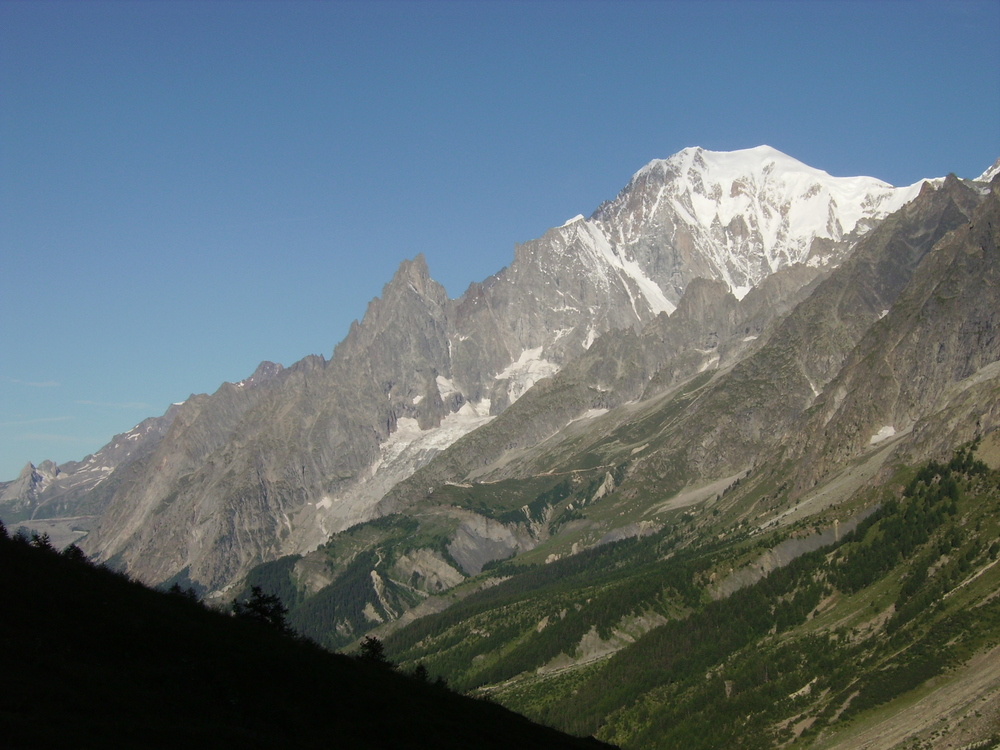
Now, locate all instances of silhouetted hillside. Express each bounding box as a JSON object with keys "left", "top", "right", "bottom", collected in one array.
[{"left": 0, "top": 525, "right": 613, "bottom": 749}]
